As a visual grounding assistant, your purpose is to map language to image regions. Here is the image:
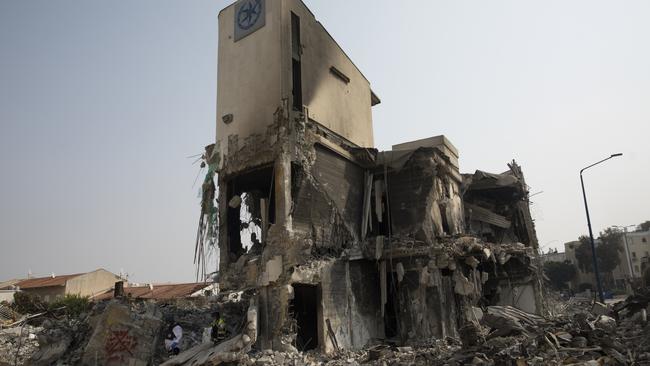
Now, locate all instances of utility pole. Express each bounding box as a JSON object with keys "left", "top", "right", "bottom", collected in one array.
[{"left": 615, "top": 225, "right": 635, "bottom": 294}]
